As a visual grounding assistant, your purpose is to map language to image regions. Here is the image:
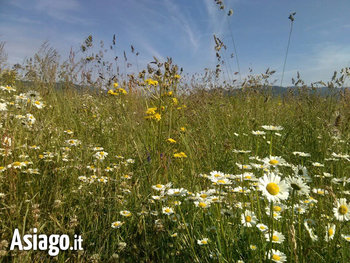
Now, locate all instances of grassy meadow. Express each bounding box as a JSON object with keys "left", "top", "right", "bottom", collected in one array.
[{"left": 1, "top": 39, "right": 350, "bottom": 262}]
